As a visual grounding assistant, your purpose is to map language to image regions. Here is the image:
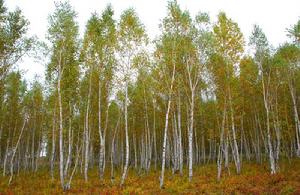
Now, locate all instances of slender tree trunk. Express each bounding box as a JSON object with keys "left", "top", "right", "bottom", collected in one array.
[
  {"left": 102, "top": 104, "right": 109, "bottom": 177},
  {"left": 228, "top": 88, "right": 241, "bottom": 174},
  {"left": 272, "top": 90, "right": 281, "bottom": 167},
  {"left": 64, "top": 104, "right": 73, "bottom": 177},
  {"left": 24, "top": 128, "right": 30, "bottom": 170},
  {"left": 262, "top": 72, "right": 276, "bottom": 174},
  {"left": 289, "top": 83, "right": 300, "bottom": 156},
  {"left": 185, "top": 54, "right": 201, "bottom": 181},
  {"left": 58, "top": 51, "right": 65, "bottom": 188},
  {"left": 217, "top": 103, "right": 226, "bottom": 181},
  {"left": 84, "top": 71, "right": 92, "bottom": 182},
  {"left": 153, "top": 99, "right": 157, "bottom": 171},
  {"left": 143, "top": 88, "right": 152, "bottom": 172},
  {"left": 172, "top": 113, "right": 178, "bottom": 173},
  {"left": 188, "top": 90, "right": 194, "bottom": 181},
  {"left": 3, "top": 138, "right": 10, "bottom": 176},
  {"left": 133, "top": 131, "right": 137, "bottom": 170},
  {"left": 50, "top": 106, "right": 56, "bottom": 180},
  {"left": 177, "top": 97, "right": 183, "bottom": 175},
  {"left": 35, "top": 131, "right": 42, "bottom": 172},
  {"left": 224, "top": 134, "right": 229, "bottom": 171},
  {"left": 31, "top": 111, "right": 36, "bottom": 170},
  {"left": 120, "top": 80, "right": 129, "bottom": 186},
  {"left": 9, "top": 115, "right": 27, "bottom": 185},
  {"left": 98, "top": 80, "right": 106, "bottom": 179},
  {"left": 160, "top": 61, "right": 176, "bottom": 189},
  {"left": 65, "top": 138, "right": 82, "bottom": 190}
]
